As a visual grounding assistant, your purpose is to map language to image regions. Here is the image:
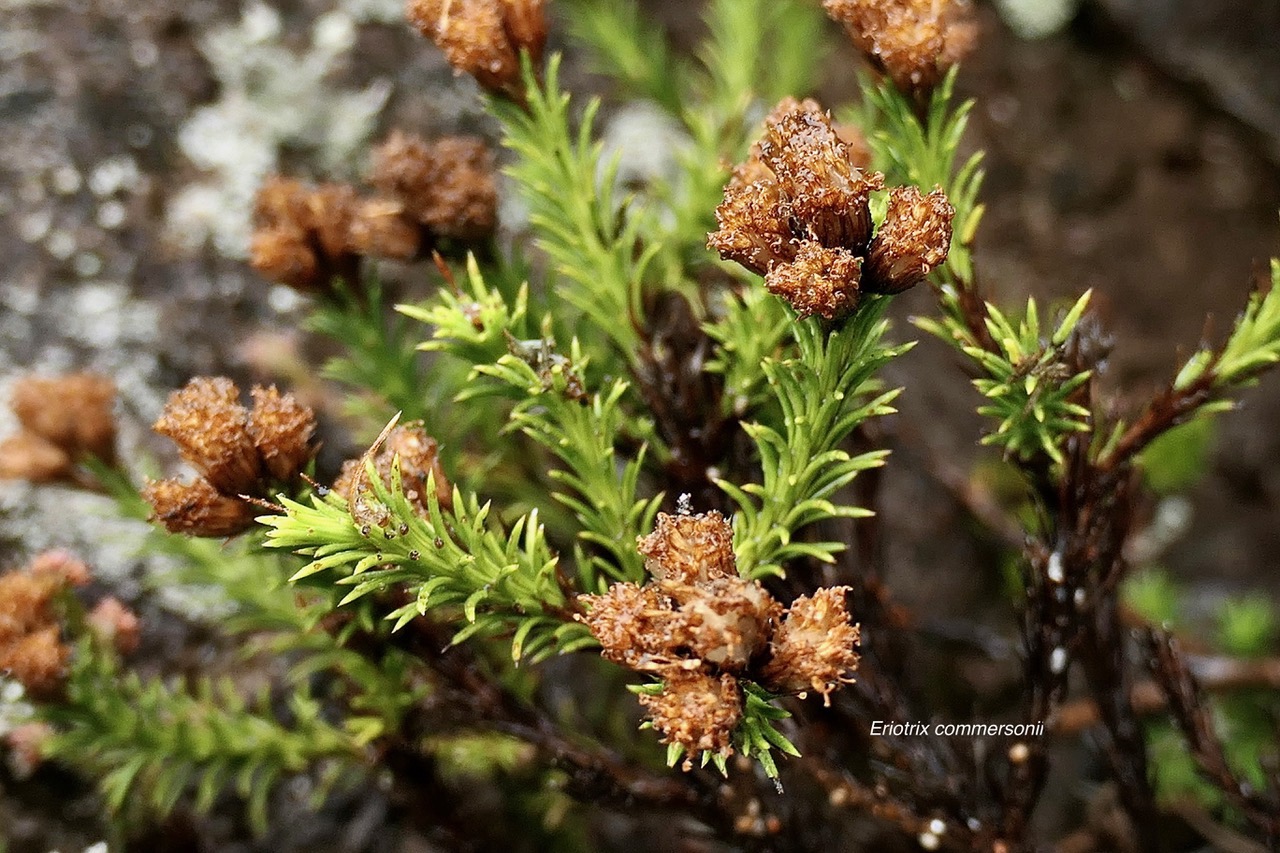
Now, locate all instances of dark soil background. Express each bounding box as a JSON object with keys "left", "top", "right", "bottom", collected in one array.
[{"left": 1, "top": 0, "right": 1279, "bottom": 850}]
